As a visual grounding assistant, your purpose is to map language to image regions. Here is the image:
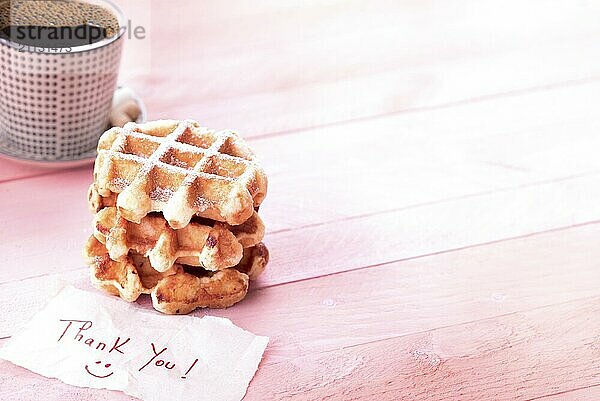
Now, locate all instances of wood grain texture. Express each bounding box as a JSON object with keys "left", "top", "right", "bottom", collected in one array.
[
  {"left": 9, "top": 295, "right": 593, "bottom": 401},
  {"left": 3, "top": 81, "right": 600, "bottom": 284},
  {"left": 3, "top": 0, "right": 600, "bottom": 181},
  {"left": 7, "top": 76, "right": 600, "bottom": 214},
  {"left": 0, "top": 162, "right": 58, "bottom": 183},
  {"left": 244, "top": 296, "right": 600, "bottom": 400},
  {"left": 2, "top": 222, "right": 600, "bottom": 359},
  {"left": 2, "top": 222, "right": 600, "bottom": 400},
  {"left": 2, "top": 1, "right": 600, "bottom": 399},
  {"left": 254, "top": 80, "right": 600, "bottom": 232},
  {"left": 2, "top": 162, "right": 600, "bottom": 286},
  {"left": 533, "top": 385, "right": 600, "bottom": 400},
  {"left": 122, "top": 0, "right": 600, "bottom": 135}
]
